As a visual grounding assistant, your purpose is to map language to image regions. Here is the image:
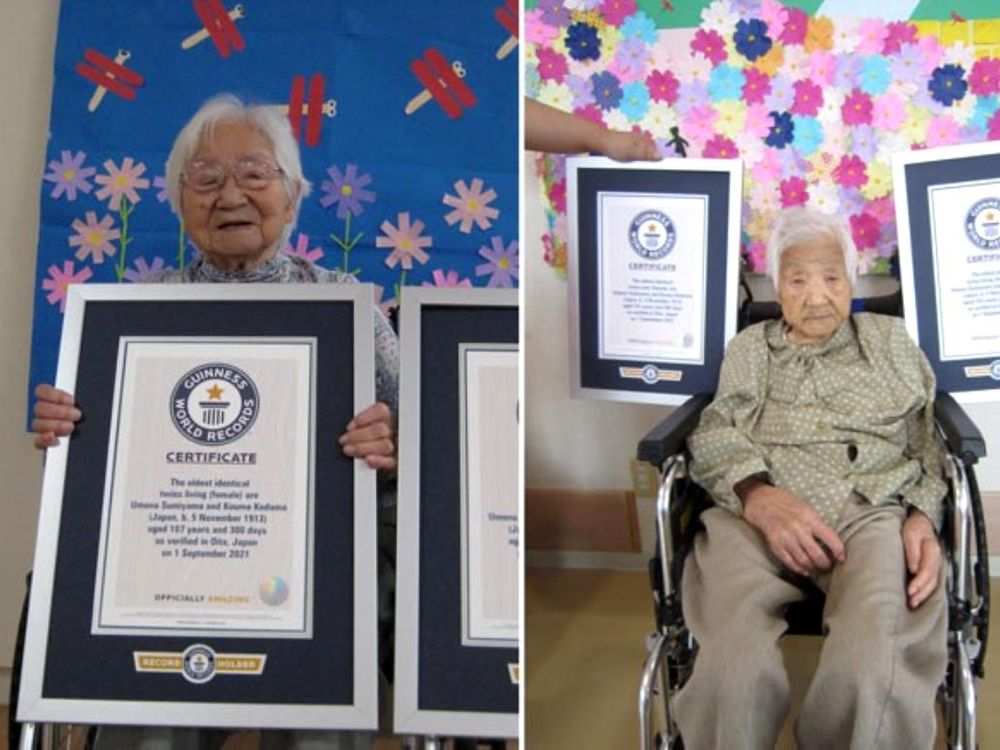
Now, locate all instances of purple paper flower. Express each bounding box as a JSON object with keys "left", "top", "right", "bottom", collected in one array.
[
  {"left": 320, "top": 164, "right": 376, "bottom": 219},
  {"left": 566, "top": 22, "right": 601, "bottom": 62},
  {"left": 537, "top": 0, "right": 573, "bottom": 28},
  {"left": 153, "top": 175, "right": 169, "bottom": 203},
  {"left": 929, "top": 64, "right": 968, "bottom": 107},
  {"left": 123, "top": 256, "right": 169, "bottom": 283},
  {"left": 614, "top": 37, "right": 649, "bottom": 80},
  {"left": 763, "top": 74, "right": 795, "bottom": 113},
  {"left": 566, "top": 74, "right": 595, "bottom": 108},
  {"left": 43, "top": 150, "right": 95, "bottom": 201},
  {"left": 591, "top": 71, "right": 623, "bottom": 111},
  {"left": 675, "top": 80, "right": 709, "bottom": 115},
  {"left": 833, "top": 55, "right": 864, "bottom": 90},
  {"left": 734, "top": 19, "right": 772, "bottom": 62},
  {"left": 849, "top": 124, "right": 878, "bottom": 161},
  {"left": 475, "top": 237, "right": 518, "bottom": 288},
  {"left": 892, "top": 43, "right": 926, "bottom": 86}
]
